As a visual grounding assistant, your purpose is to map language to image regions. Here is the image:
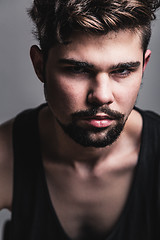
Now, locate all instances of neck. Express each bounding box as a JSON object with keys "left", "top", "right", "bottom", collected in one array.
[{"left": 39, "top": 106, "right": 141, "bottom": 175}]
